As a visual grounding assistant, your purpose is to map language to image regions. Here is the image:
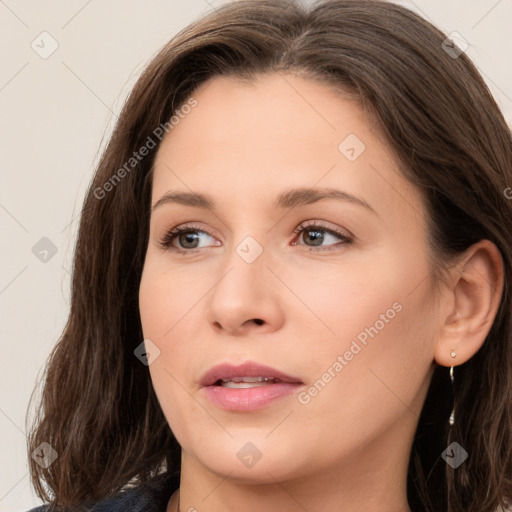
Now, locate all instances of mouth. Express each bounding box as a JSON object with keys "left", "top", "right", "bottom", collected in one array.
[
  {"left": 200, "top": 361, "right": 303, "bottom": 387},
  {"left": 214, "top": 376, "right": 285, "bottom": 389},
  {"left": 200, "top": 361, "right": 304, "bottom": 411}
]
